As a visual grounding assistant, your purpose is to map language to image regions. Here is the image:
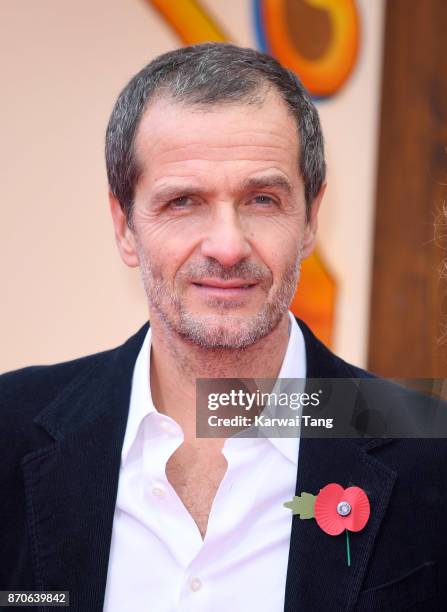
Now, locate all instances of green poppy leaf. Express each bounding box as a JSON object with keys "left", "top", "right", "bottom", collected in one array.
[{"left": 283, "top": 492, "right": 316, "bottom": 519}]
